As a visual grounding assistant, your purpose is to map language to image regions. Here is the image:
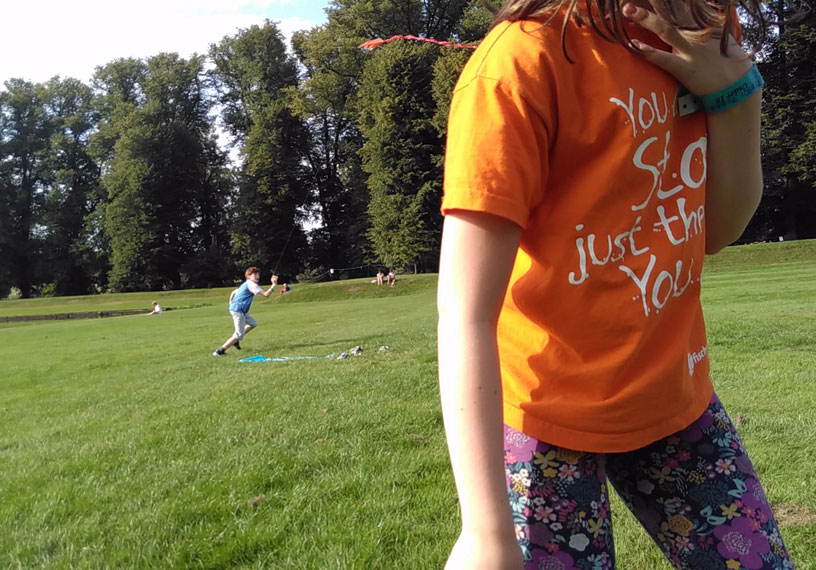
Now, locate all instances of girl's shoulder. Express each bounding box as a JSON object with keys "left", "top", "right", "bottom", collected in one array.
[{"left": 456, "top": 16, "right": 581, "bottom": 96}]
